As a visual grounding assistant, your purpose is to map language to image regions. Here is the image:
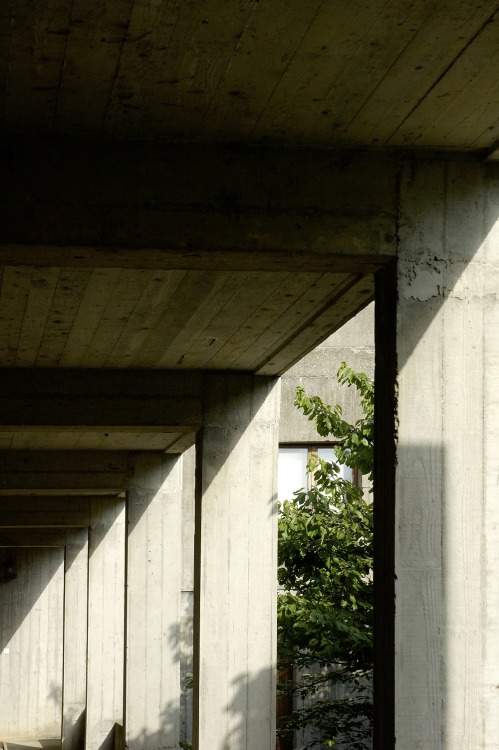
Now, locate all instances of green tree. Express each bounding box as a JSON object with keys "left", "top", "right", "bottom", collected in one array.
[{"left": 277, "top": 363, "right": 374, "bottom": 750}]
